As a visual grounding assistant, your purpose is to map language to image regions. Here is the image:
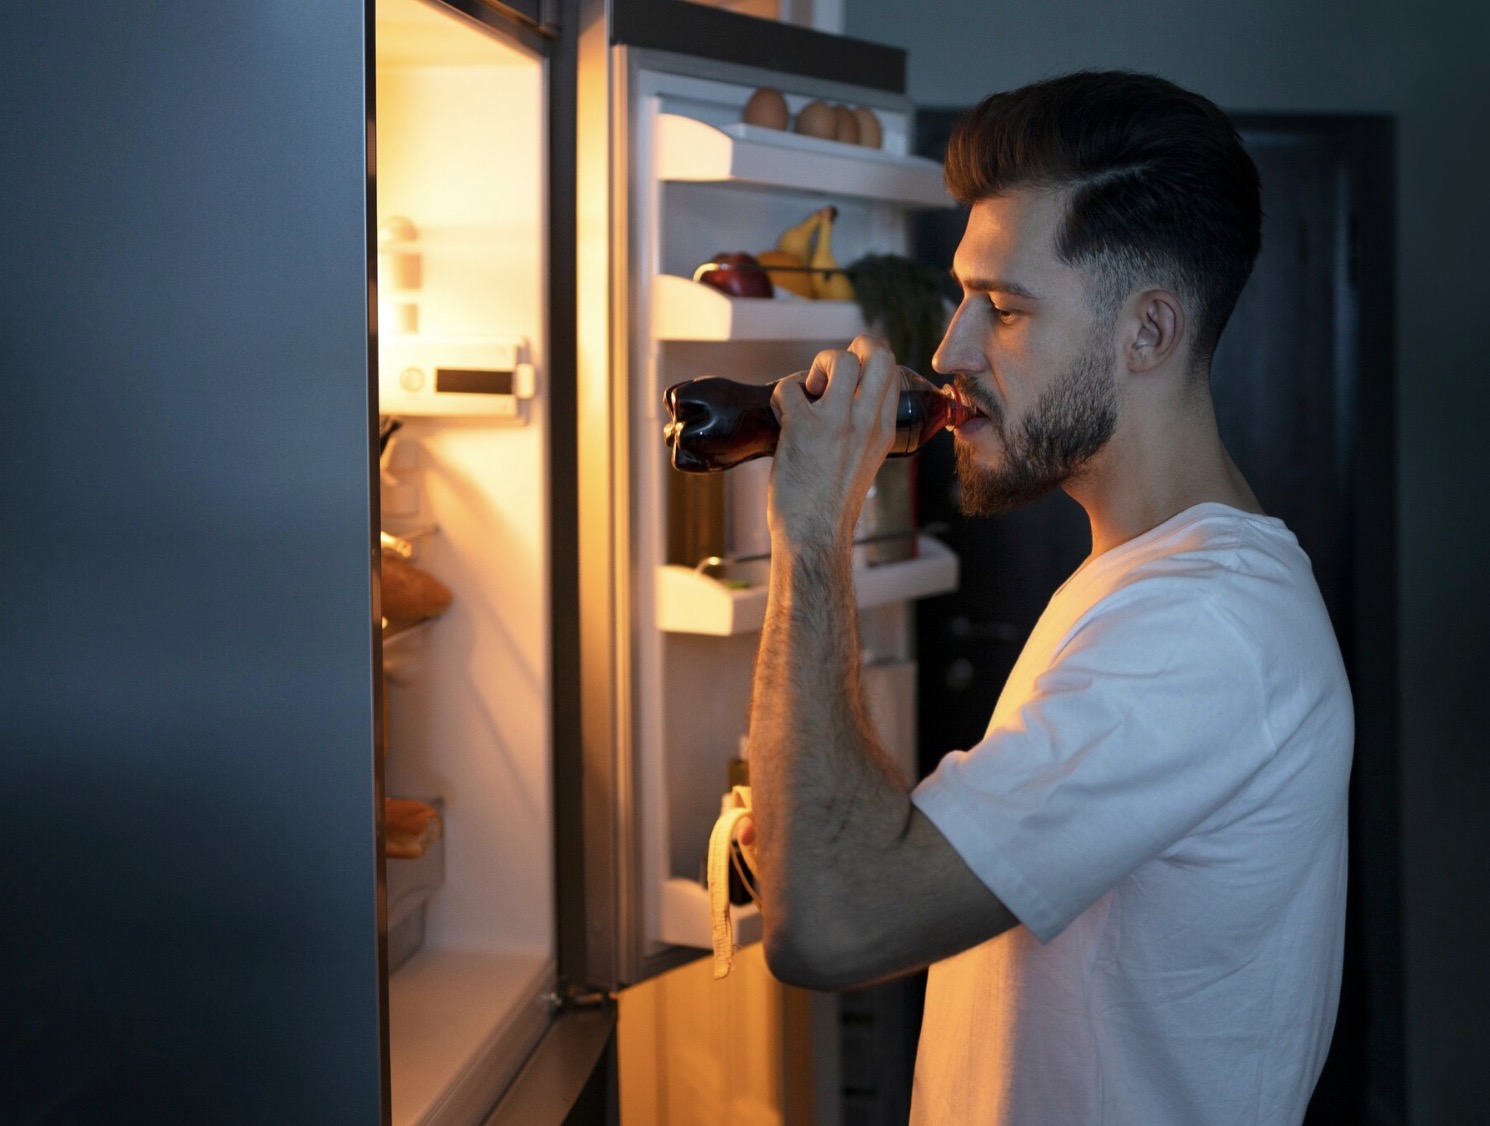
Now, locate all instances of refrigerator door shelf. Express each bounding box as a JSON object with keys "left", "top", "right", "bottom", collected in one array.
[
  {"left": 654, "top": 533, "right": 959, "bottom": 636},
  {"left": 651, "top": 273, "right": 865, "bottom": 342},
  {"left": 383, "top": 618, "right": 438, "bottom": 683},
  {"left": 658, "top": 875, "right": 762, "bottom": 951},
  {"left": 654, "top": 113, "right": 953, "bottom": 208}
]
